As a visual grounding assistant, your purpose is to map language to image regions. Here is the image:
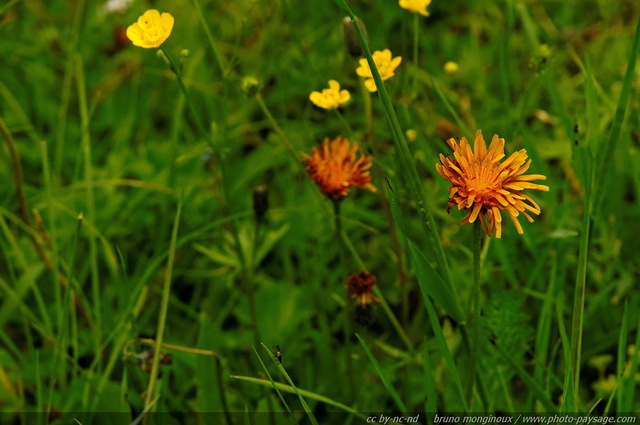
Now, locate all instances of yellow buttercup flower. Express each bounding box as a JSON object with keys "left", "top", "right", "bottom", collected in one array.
[
  {"left": 444, "top": 61, "right": 459, "bottom": 74},
  {"left": 436, "top": 130, "right": 549, "bottom": 238},
  {"left": 126, "top": 10, "right": 174, "bottom": 48},
  {"left": 405, "top": 129, "right": 417, "bottom": 142},
  {"left": 309, "top": 80, "right": 350, "bottom": 110},
  {"left": 399, "top": 0, "right": 431, "bottom": 16},
  {"left": 356, "top": 49, "right": 402, "bottom": 93}
]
